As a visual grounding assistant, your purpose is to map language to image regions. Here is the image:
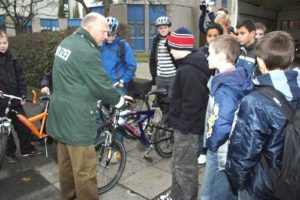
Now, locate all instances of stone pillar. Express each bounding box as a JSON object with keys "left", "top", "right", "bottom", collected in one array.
[
  {"left": 59, "top": 18, "right": 68, "bottom": 31},
  {"left": 31, "top": 17, "right": 41, "bottom": 33},
  {"left": 5, "top": 16, "right": 16, "bottom": 37}
]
